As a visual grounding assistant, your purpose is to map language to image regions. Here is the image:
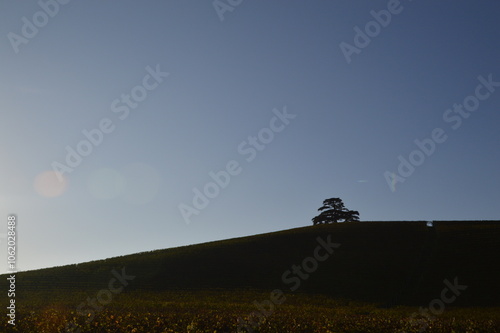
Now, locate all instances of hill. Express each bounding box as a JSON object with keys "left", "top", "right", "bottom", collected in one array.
[{"left": 4, "top": 220, "right": 500, "bottom": 307}]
